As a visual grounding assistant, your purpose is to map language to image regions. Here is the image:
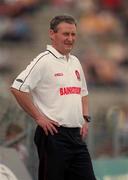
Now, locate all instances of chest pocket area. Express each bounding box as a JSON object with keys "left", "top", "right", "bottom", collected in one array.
[
  {"left": 44, "top": 71, "right": 67, "bottom": 88},
  {"left": 53, "top": 73, "right": 67, "bottom": 86}
]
